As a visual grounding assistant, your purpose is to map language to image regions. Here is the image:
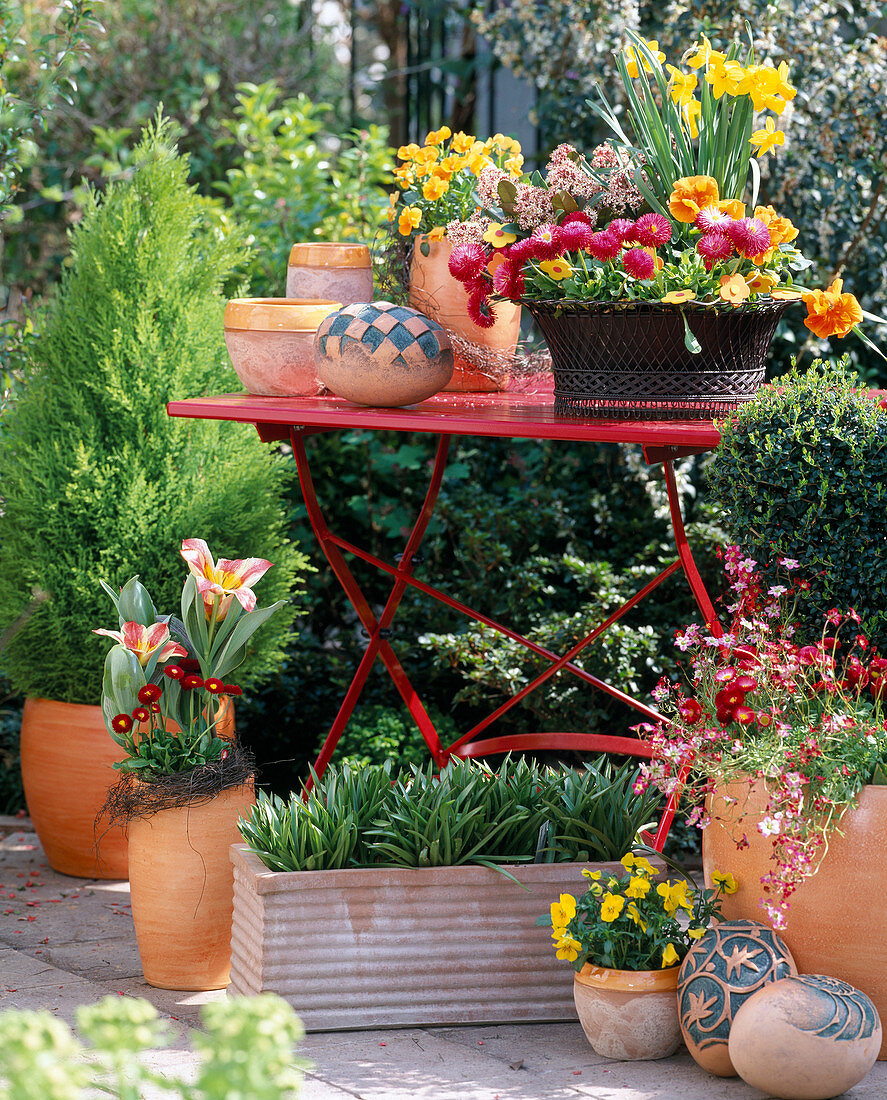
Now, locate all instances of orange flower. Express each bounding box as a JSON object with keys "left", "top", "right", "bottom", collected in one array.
[
  {"left": 717, "top": 198, "right": 746, "bottom": 220},
  {"left": 427, "top": 226, "right": 446, "bottom": 241},
  {"left": 669, "top": 175, "right": 720, "bottom": 223},
  {"left": 753, "top": 205, "right": 799, "bottom": 262},
  {"left": 803, "top": 278, "right": 864, "bottom": 339},
  {"left": 719, "top": 273, "right": 751, "bottom": 306},
  {"left": 770, "top": 287, "right": 805, "bottom": 301}
]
